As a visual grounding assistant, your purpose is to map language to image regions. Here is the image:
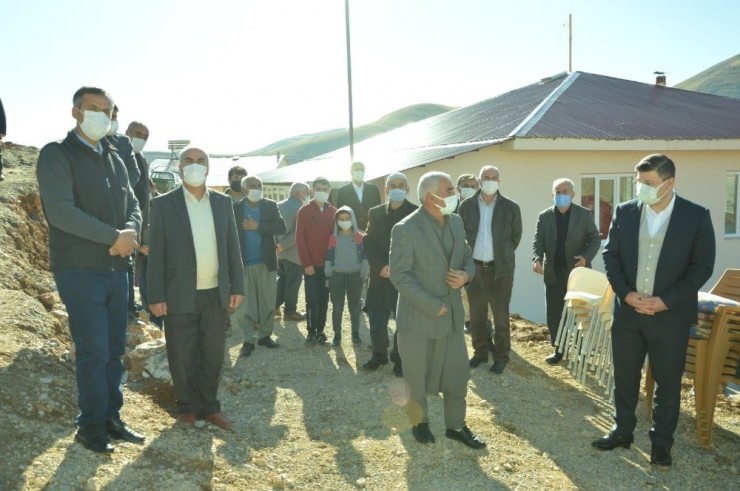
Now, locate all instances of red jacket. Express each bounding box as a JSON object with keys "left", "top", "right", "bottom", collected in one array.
[{"left": 296, "top": 200, "right": 336, "bottom": 267}]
